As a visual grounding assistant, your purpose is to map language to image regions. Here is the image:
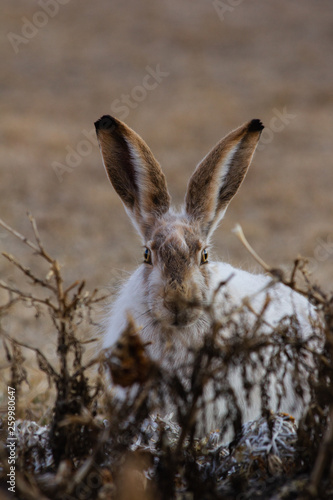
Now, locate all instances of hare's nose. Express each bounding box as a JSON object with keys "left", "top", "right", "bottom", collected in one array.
[
  {"left": 164, "top": 297, "right": 179, "bottom": 314},
  {"left": 163, "top": 297, "right": 184, "bottom": 327}
]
